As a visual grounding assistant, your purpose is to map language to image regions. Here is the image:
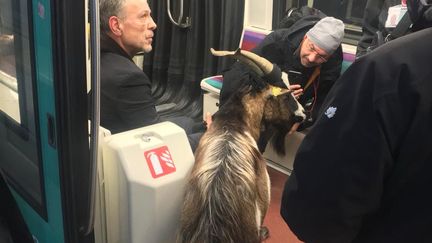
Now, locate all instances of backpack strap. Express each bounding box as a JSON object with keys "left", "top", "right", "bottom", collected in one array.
[
  {"left": 386, "top": 11, "right": 412, "bottom": 41},
  {"left": 304, "top": 66, "right": 320, "bottom": 91}
]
